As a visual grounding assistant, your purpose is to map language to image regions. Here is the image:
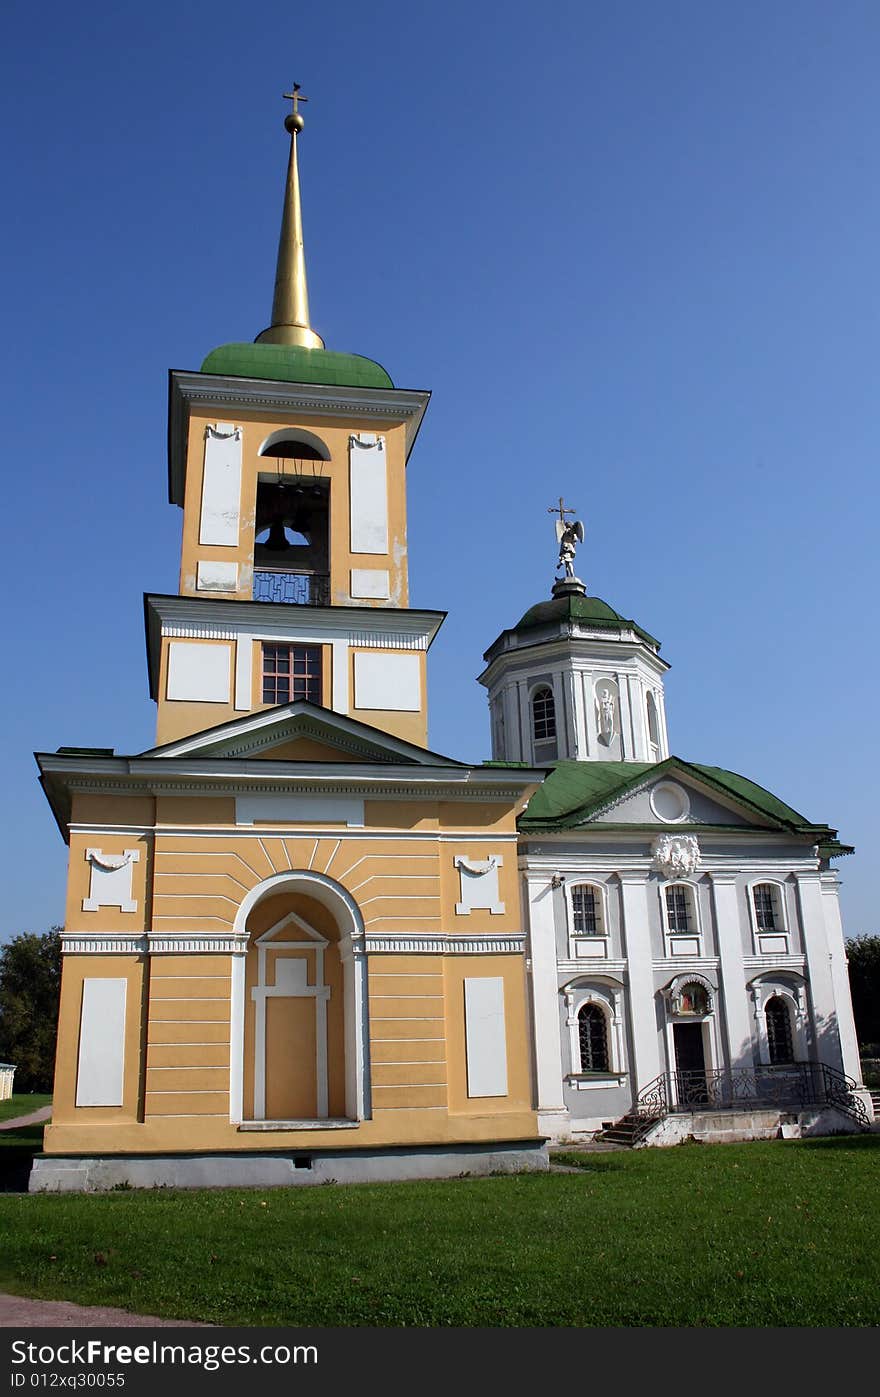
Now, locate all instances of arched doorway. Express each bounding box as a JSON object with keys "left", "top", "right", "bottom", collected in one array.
[{"left": 232, "top": 871, "right": 369, "bottom": 1124}]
